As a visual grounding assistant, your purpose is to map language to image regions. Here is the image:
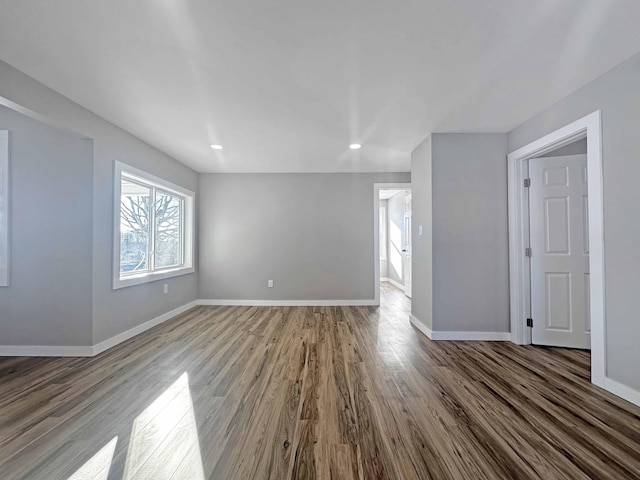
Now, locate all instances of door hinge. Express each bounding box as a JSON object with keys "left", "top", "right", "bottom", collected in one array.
[
  {"left": 525, "top": 247, "right": 532, "bottom": 257},
  {"left": 526, "top": 318, "right": 533, "bottom": 328},
  {"left": 524, "top": 178, "right": 531, "bottom": 188}
]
